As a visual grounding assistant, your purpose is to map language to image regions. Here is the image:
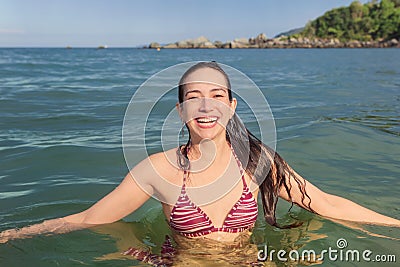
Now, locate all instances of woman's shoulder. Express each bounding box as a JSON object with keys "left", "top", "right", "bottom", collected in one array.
[
  {"left": 145, "top": 147, "right": 182, "bottom": 180},
  {"left": 129, "top": 147, "right": 183, "bottom": 189},
  {"left": 147, "top": 147, "right": 178, "bottom": 166}
]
